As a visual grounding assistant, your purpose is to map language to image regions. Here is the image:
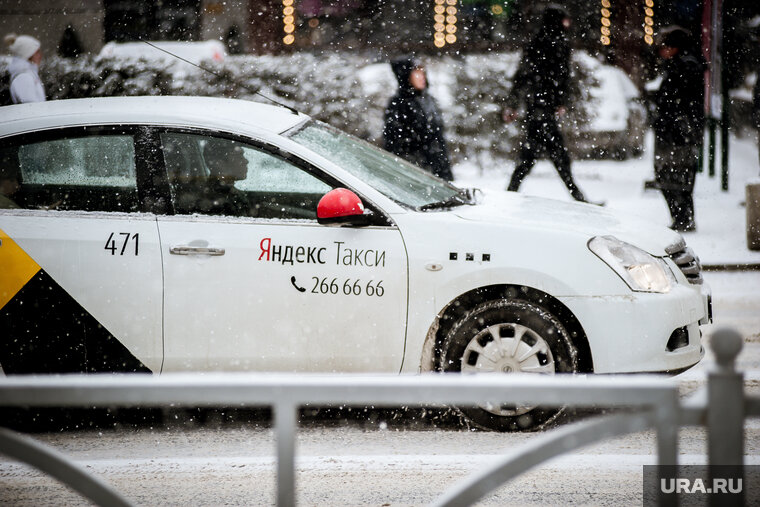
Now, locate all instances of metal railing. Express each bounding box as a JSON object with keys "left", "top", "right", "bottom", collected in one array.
[{"left": 0, "top": 327, "right": 756, "bottom": 507}]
